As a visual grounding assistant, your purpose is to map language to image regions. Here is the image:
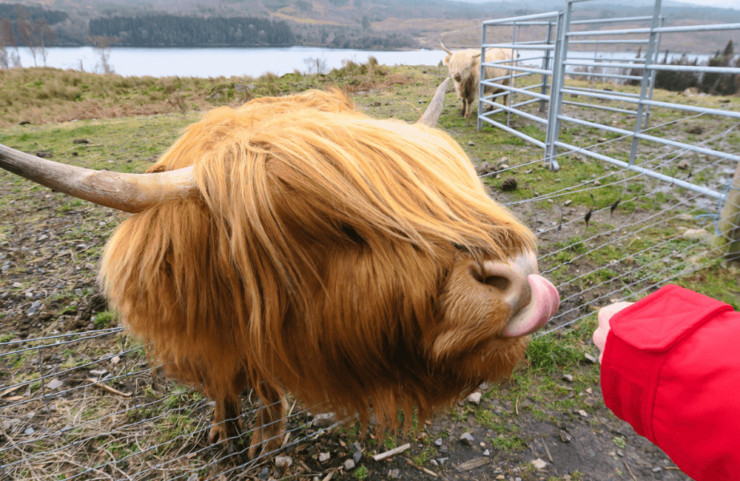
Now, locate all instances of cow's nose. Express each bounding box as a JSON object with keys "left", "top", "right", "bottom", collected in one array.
[{"left": 453, "top": 73, "right": 461, "bottom": 82}]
